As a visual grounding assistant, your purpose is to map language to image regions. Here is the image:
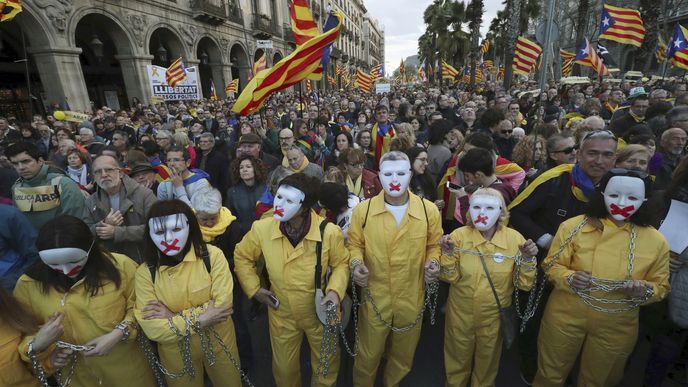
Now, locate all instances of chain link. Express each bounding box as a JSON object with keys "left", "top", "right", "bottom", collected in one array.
[
  {"left": 28, "top": 341, "right": 93, "bottom": 387},
  {"left": 316, "top": 302, "right": 339, "bottom": 377},
  {"left": 206, "top": 327, "right": 255, "bottom": 387},
  {"left": 362, "top": 280, "right": 439, "bottom": 333}
]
